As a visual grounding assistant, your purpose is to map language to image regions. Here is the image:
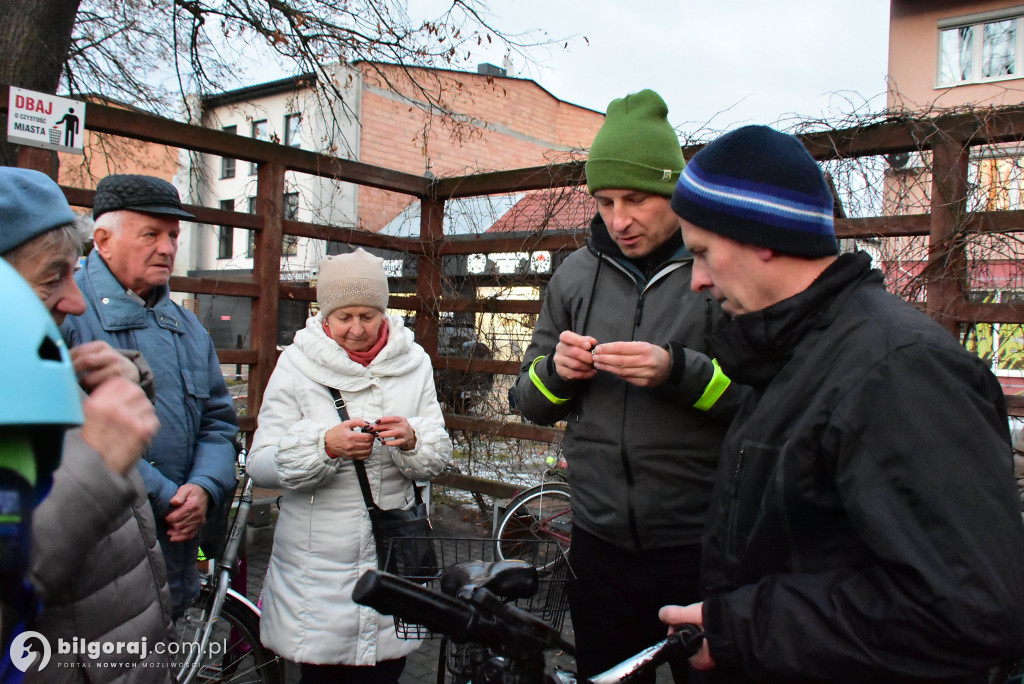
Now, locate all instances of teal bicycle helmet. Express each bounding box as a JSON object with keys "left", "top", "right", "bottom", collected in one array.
[
  {"left": 1, "top": 259, "right": 83, "bottom": 609},
  {"left": 0, "top": 258, "right": 82, "bottom": 430}
]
